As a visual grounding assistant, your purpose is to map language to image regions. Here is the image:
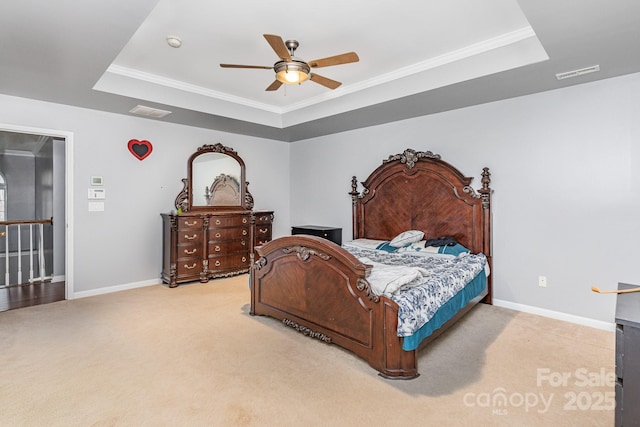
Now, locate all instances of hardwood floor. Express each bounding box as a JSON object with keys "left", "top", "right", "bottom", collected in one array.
[{"left": 0, "top": 281, "right": 65, "bottom": 312}]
